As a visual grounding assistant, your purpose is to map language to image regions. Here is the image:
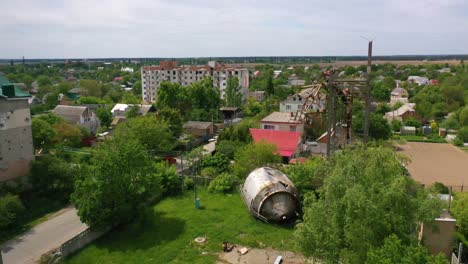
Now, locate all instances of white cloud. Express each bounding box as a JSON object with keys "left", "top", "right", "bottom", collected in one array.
[{"left": 0, "top": 0, "right": 467, "bottom": 58}]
